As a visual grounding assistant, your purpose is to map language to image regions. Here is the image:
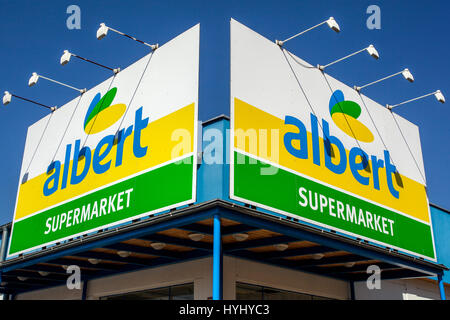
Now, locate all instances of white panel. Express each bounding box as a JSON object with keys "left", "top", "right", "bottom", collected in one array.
[{"left": 230, "top": 19, "right": 426, "bottom": 185}]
